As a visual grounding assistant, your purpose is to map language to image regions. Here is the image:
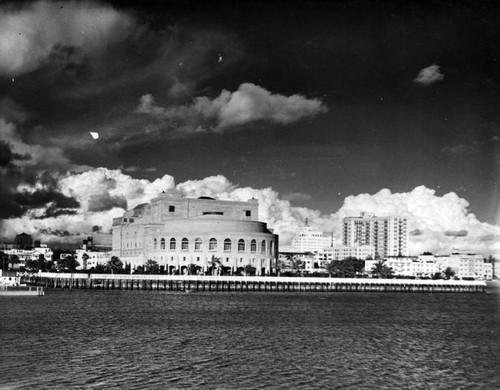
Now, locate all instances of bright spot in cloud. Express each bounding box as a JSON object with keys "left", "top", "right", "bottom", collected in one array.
[{"left": 89, "top": 132, "right": 99, "bottom": 140}]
